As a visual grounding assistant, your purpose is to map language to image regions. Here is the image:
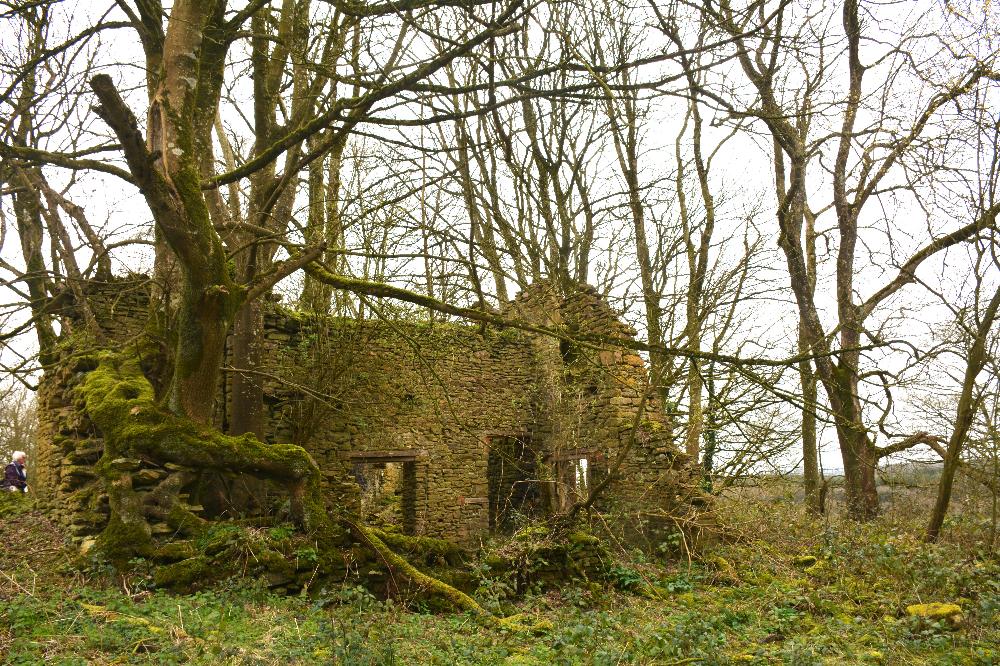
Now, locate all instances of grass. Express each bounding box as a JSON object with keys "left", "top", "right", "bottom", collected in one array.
[{"left": 2, "top": 487, "right": 999, "bottom": 665}]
